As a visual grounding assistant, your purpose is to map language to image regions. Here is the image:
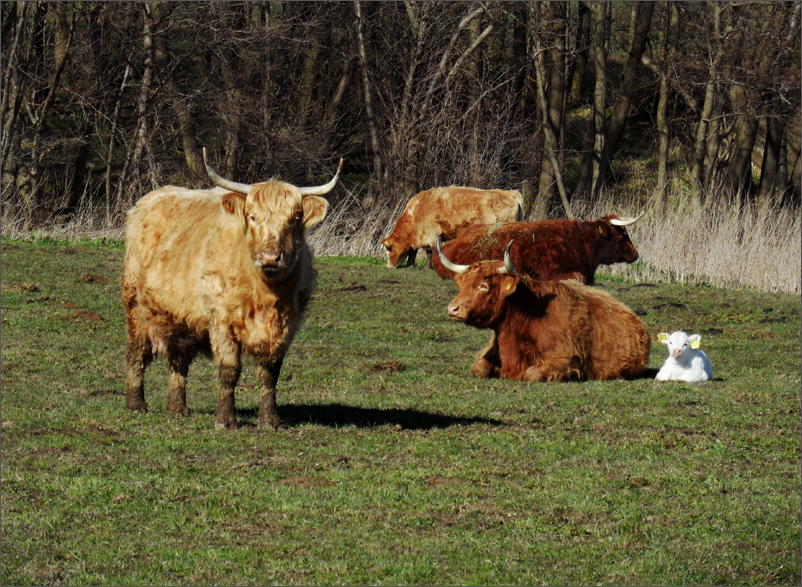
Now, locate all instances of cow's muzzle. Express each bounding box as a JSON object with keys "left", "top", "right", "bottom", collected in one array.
[
  {"left": 254, "top": 248, "right": 288, "bottom": 272},
  {"left": 447, "top": 302, "right": 466, "bottom": 322}
]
